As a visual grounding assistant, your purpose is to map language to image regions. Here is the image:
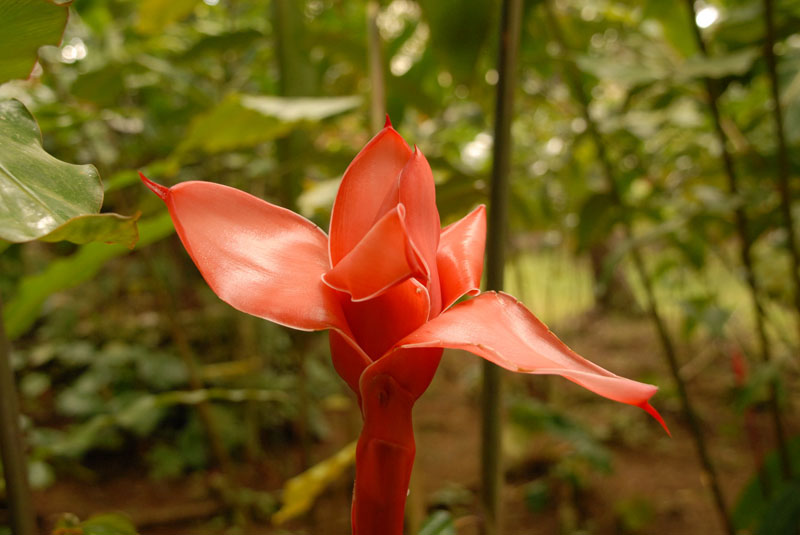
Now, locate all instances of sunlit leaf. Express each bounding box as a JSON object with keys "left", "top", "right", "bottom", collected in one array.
[
  {"left": 135, "top": 0, "right": 198, "bottom": 35},
  {"left": 272, "top": 440, "right": 357, "bottom": 524},
  {"left": 0, "top": 0, "right": 68, "bottom": 84},
  {"left": 177, "top": 94, "right": 361, "bottom": 155},
  {"left": 0, "top": 99, "right": 138, "bottom": 245}
]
